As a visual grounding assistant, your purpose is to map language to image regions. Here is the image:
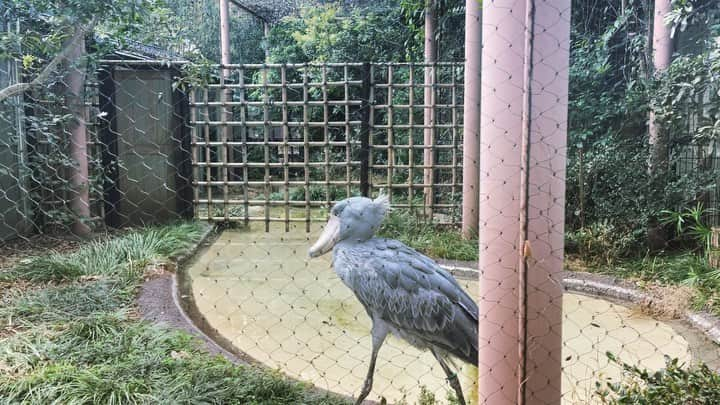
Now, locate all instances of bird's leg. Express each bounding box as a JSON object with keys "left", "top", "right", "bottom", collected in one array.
[
  {"left": 431, "top": 349, "right": 466, "bottom": 405},
  {"left": 355, "top": 320, "right": 388, "bottom": 405}
]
